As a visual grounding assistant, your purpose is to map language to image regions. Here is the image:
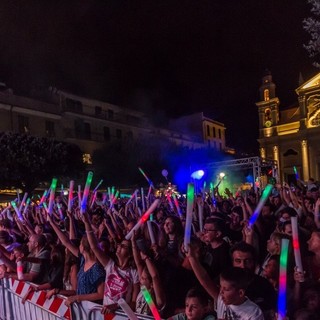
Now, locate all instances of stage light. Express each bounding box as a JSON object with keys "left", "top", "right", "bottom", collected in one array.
[
  {"left": 191, "top": 170, "right": 205, "bottom": 180},
  {"left": 219, "top": 172, "right": 226, "bottom": 179}
]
